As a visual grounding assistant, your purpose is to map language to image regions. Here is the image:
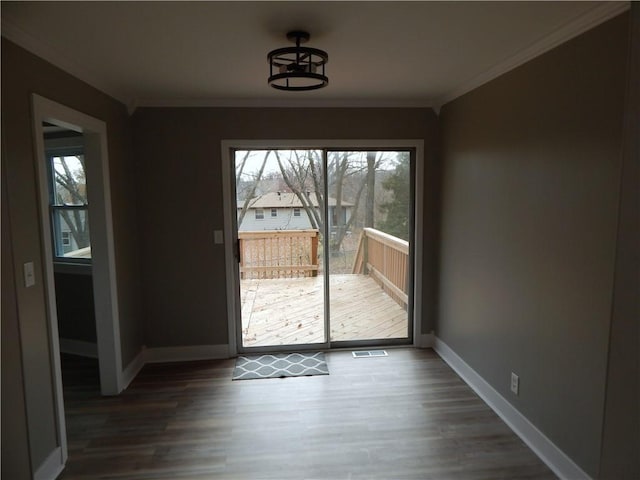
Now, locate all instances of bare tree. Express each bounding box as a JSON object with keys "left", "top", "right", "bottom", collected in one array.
[
  {"left": 275, "top": 150, "right": 325, "bottom": 231},
  {"left": 327, "top": 152, "right": 359, "bottom": 252},
  {"left": 332, "top": 151, "right": 386, "bottom": 253},
  {"left": 235, "top": 150, "right": 251, "bottom": 182},
  {"left": 272, "top": 150, "right": 382, "bottom": 253},
  {"left": 54, "top": 155, "right": 90, "bottom": 249},
  {"left": 365, "top": 151, "right": 377, "bottom": 228},
  {"left": 236, "top": 150, "right": 272, "bottom": 227},
  {"left": 236, "top": 149, "right": 383, "bottom": 253}
]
